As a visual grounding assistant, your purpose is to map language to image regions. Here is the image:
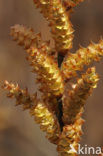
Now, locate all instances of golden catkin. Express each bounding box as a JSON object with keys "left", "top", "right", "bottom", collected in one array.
[
  {"left": 62, "top": 0, "right": 84, "bottom": 8},
  {"left": 62, "top": 67, "right": 99, "bottom": 125},
  {"left": 30, "top": 100, "right": 61, "bottom": 144},
  {"left": 10, "top": 24, "right": 52, "bottom": 55},
  {"left": 3, "top": 81, "right": 36, "bottom": 110},
  {"left": 27, "top": 47, "right": 64, "bottom": 96},
  {"left": 57, "top": 116, "right": 84, "bottom": 156},
  {"left": 3, "top": 81, "right": 60, "bottom": 144},
  {"left": 61, "top": 39, "right": 103, "bottom": 80},
  {"left": 33, "top": 0, "right": 74, "bottom": 55}
]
